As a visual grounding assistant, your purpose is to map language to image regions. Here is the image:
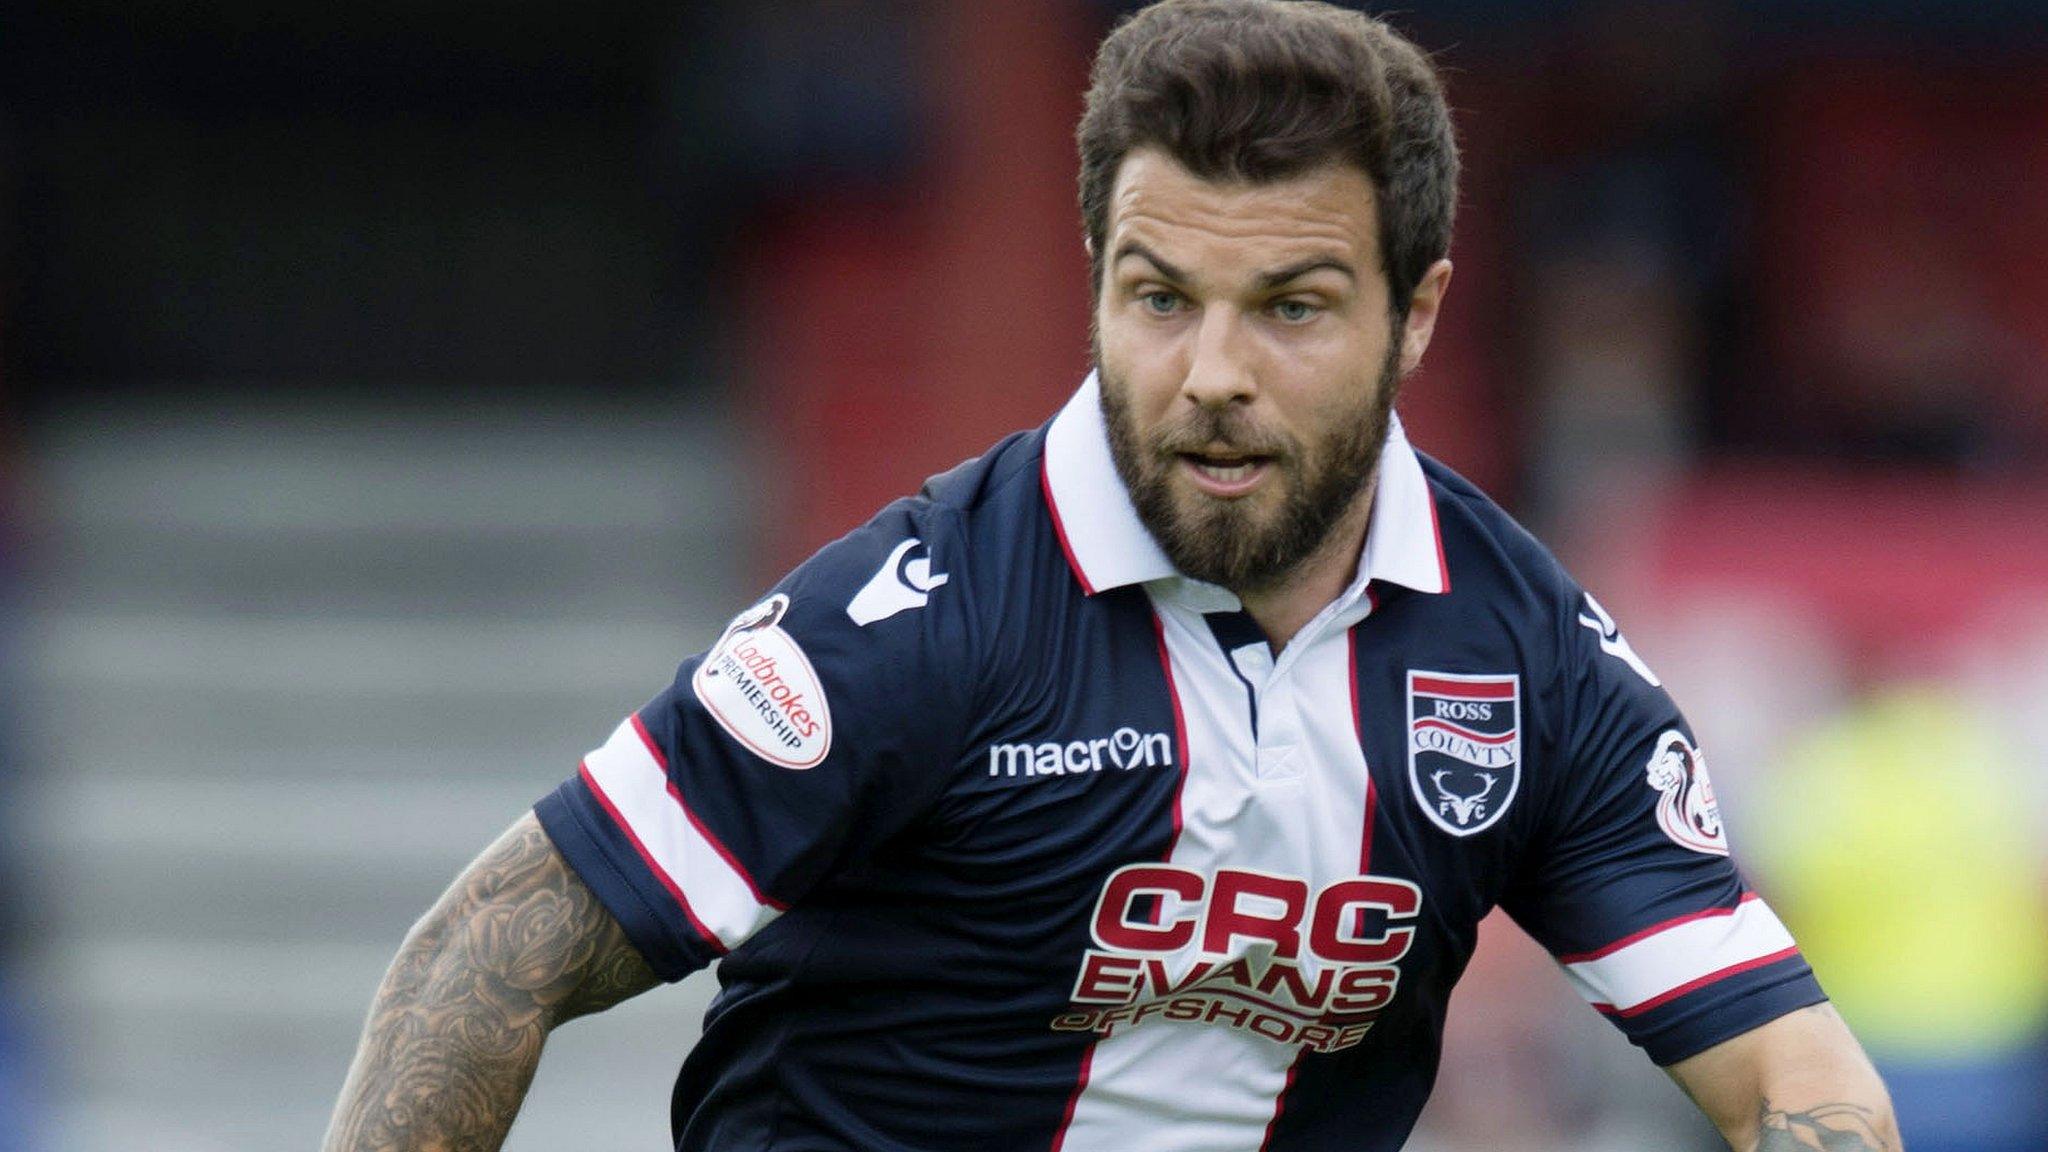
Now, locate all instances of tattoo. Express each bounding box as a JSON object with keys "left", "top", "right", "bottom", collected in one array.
[
  {"left": 324, "top": 813, "right": 660, "bottom": 1152},
  {"left": 1755, "top": 1098, "right": 1892, "bottom": 1152}
]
